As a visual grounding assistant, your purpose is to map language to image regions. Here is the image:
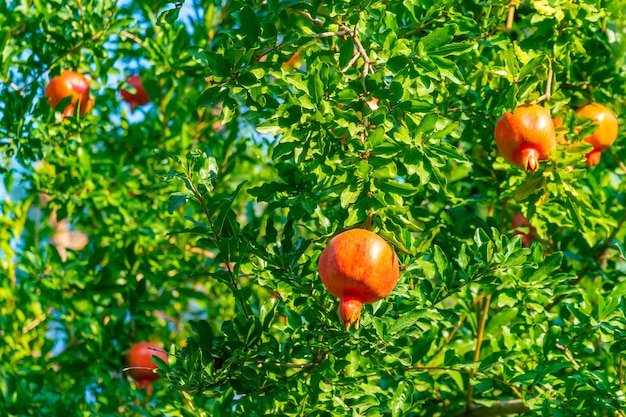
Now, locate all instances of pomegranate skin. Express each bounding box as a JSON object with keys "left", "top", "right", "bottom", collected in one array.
[
  {"left": 511, "top": 213, "right": 536, "bottom": 248},
  {"left": 126, "top": 342, "right": 168, "bottom": 386},
  {"left": 575, "top": 104, "right": 619, "bottom": 166},
  {"left": 318, "top": 229, "right": 400, "bottom": 329},
  {"left": 121, "top": 74, "right": 151, "bottom": 109},
  {"left": 494, "top": 104, "right": 556, "bottom": 172},
  {"left": 45, "top": 70, "right": 95, "bottom": 117}
]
